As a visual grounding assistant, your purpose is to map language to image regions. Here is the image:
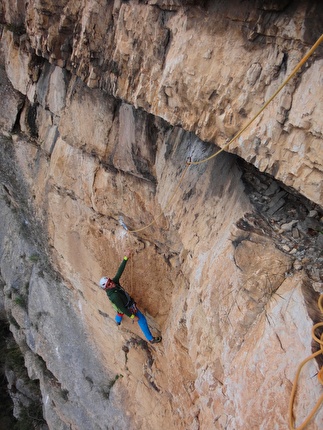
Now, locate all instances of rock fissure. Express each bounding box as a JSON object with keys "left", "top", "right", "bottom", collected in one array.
[{"left": 1, "top": 1, "right": 323, "bottom": 429}]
